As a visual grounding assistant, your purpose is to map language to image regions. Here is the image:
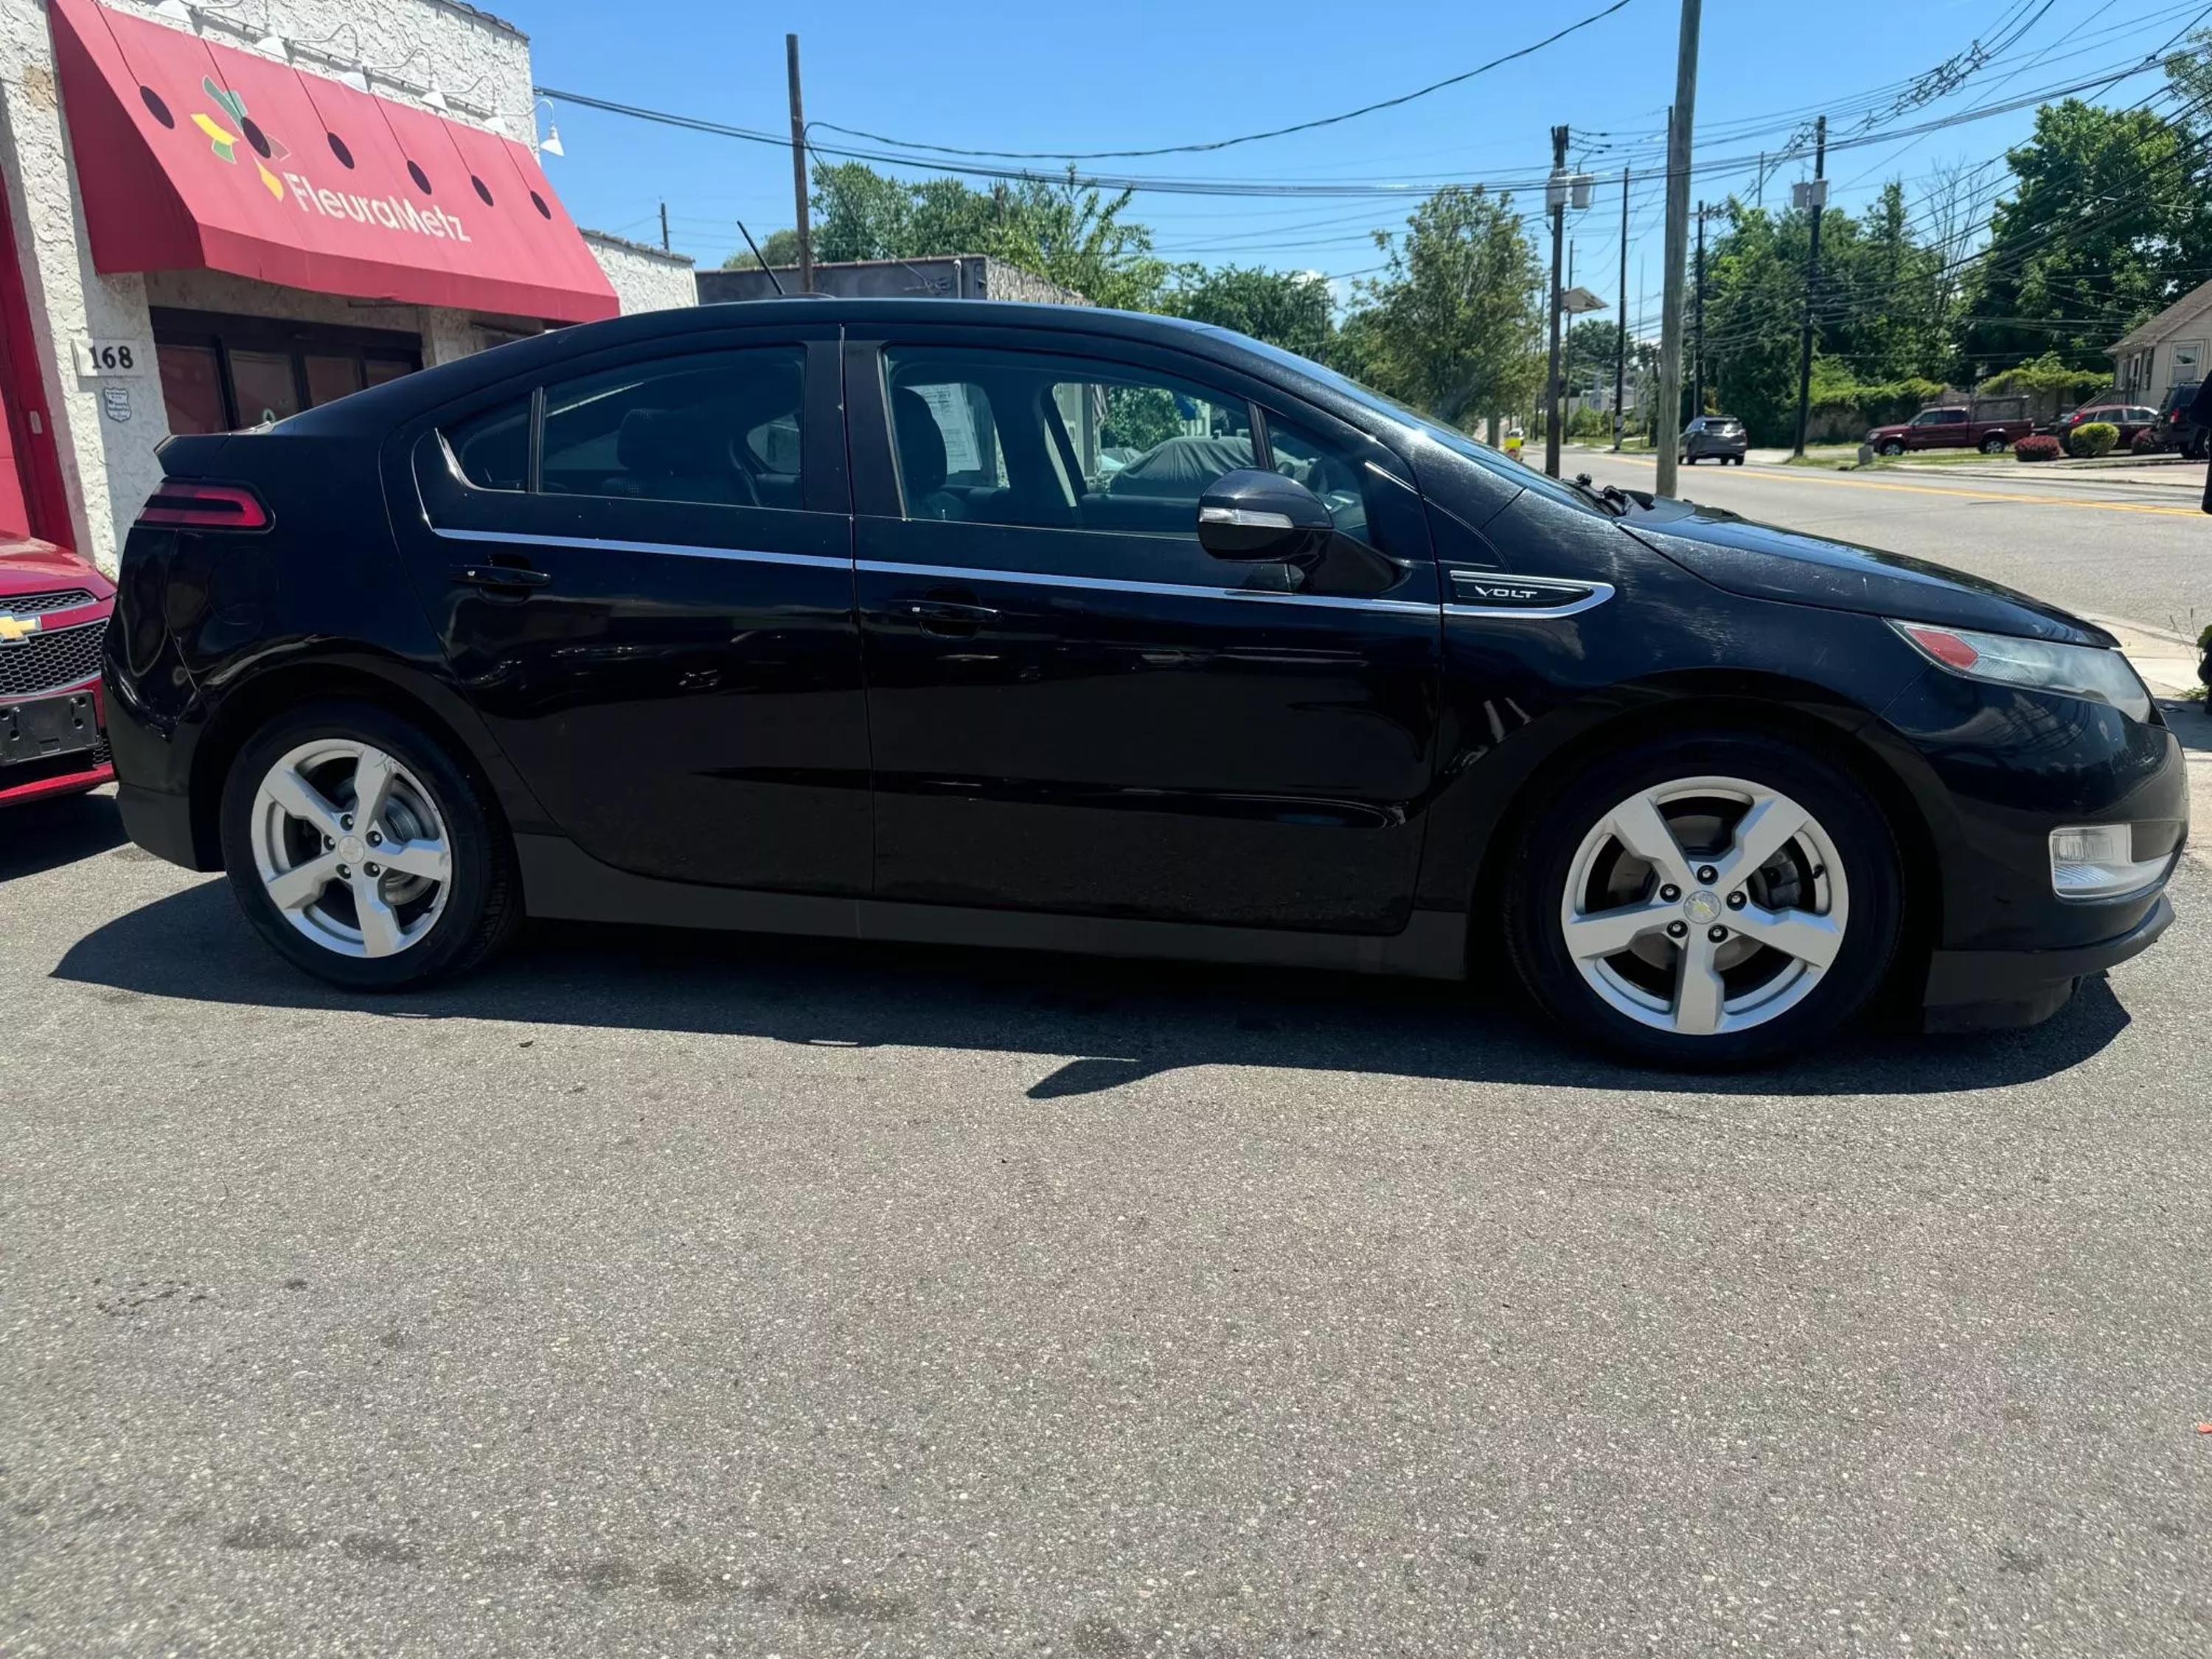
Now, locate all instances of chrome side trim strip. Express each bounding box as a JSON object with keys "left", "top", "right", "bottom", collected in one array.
[
  {"left": 431, "top": 525, "right": 852, "bottom": 571},
  {"left": 854, "top": 557, "right": 1439, "bottom": 616},
  {"left": 1443, "top": 579, "right": 1616, "bottom": 621}
]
